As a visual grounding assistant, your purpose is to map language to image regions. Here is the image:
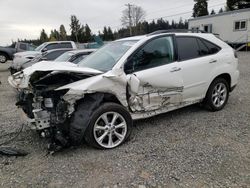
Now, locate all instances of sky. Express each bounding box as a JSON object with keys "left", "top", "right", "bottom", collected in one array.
[{"left": 0, "top": 0, "right": 226, "bottom": 46}]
